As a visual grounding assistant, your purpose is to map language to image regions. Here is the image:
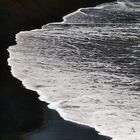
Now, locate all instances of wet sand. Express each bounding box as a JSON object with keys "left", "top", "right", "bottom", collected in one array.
[{"left": 0, "top": 0, "right": 114, "bottom": 139}]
